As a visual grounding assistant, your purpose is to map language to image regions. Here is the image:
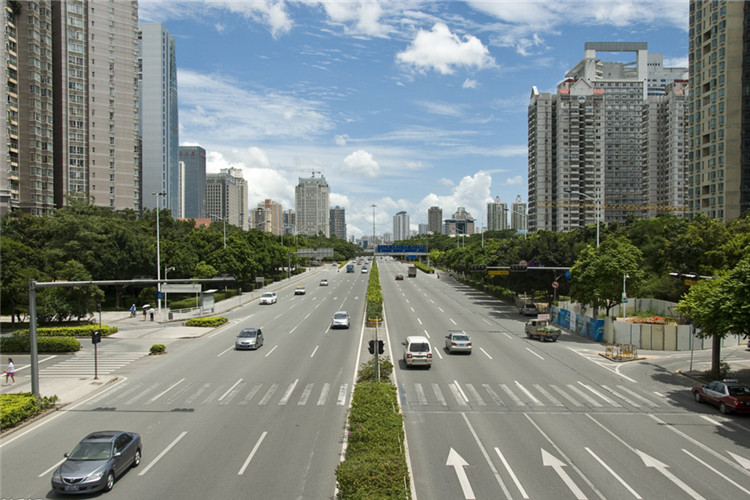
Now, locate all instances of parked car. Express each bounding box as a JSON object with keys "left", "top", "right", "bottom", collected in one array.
[
  {"left": 51, "top": 431, "right": 141, "bottom": 494},
  {"left": 445, "top": 331, "right": 472, "bottom": 354},
  {"left": 235, "top": 328, "right": 264, "bottom": 350},
  {"left": 320, "top": 279, "right": 329, "bottom": 286},
  {"left": 403, "top": 336, "right": 432, "bottom": 368},
  {"left": 294, "top": 286, "right": 306, "bottom": 295},
  {"left": 395, "top": 273, "right": 404, "bottom": 280},
  {"left": 331, "top": 311, "right": 350, "bottom": 329},
  {"left": 519, "top": 303, "right": 538, "bottom": 316},
  {"left": 259, "top": 292, "right": 277, "bottom": 304},
  {"left": 692, "top": 379, "right": 750, "bottom": 414}
]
